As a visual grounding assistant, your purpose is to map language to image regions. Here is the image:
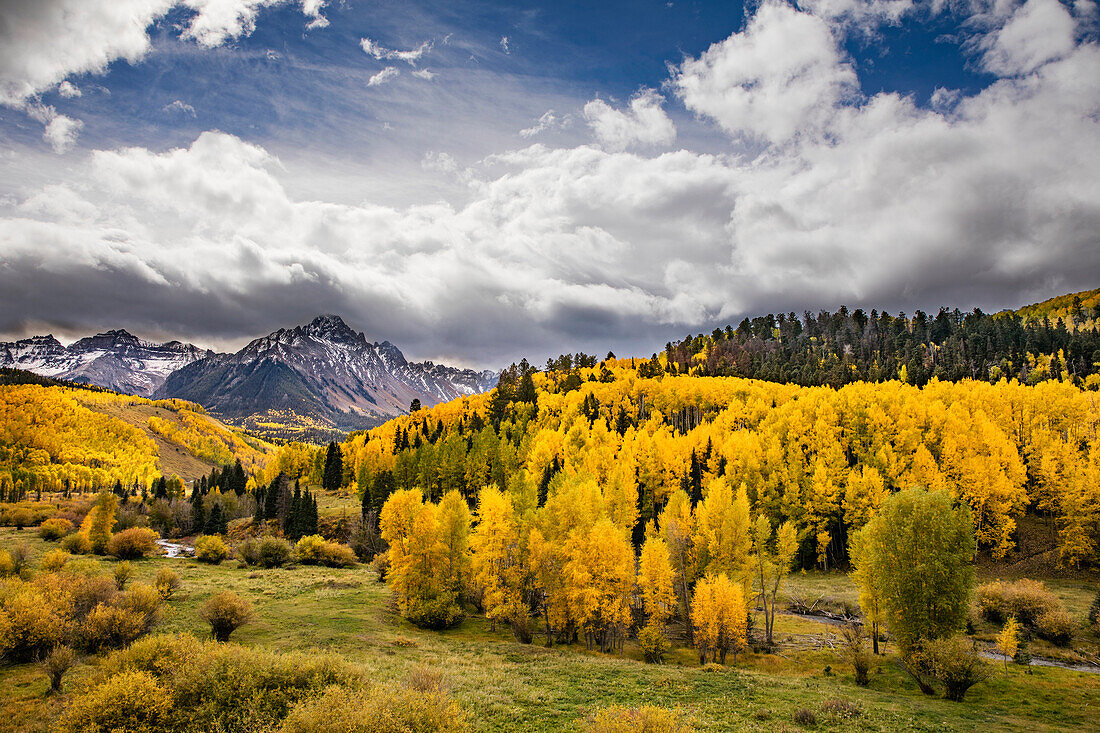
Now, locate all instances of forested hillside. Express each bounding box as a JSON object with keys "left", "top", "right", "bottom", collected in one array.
[
  {"left": 653, "top": 291, "right": 1100, "bottom": 388},
  {"left": 346, "top": 358, "right": 1100, "bottom": 570},
  {"left": 0, "top": 380, "right": 271, "bottom": 497}
]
